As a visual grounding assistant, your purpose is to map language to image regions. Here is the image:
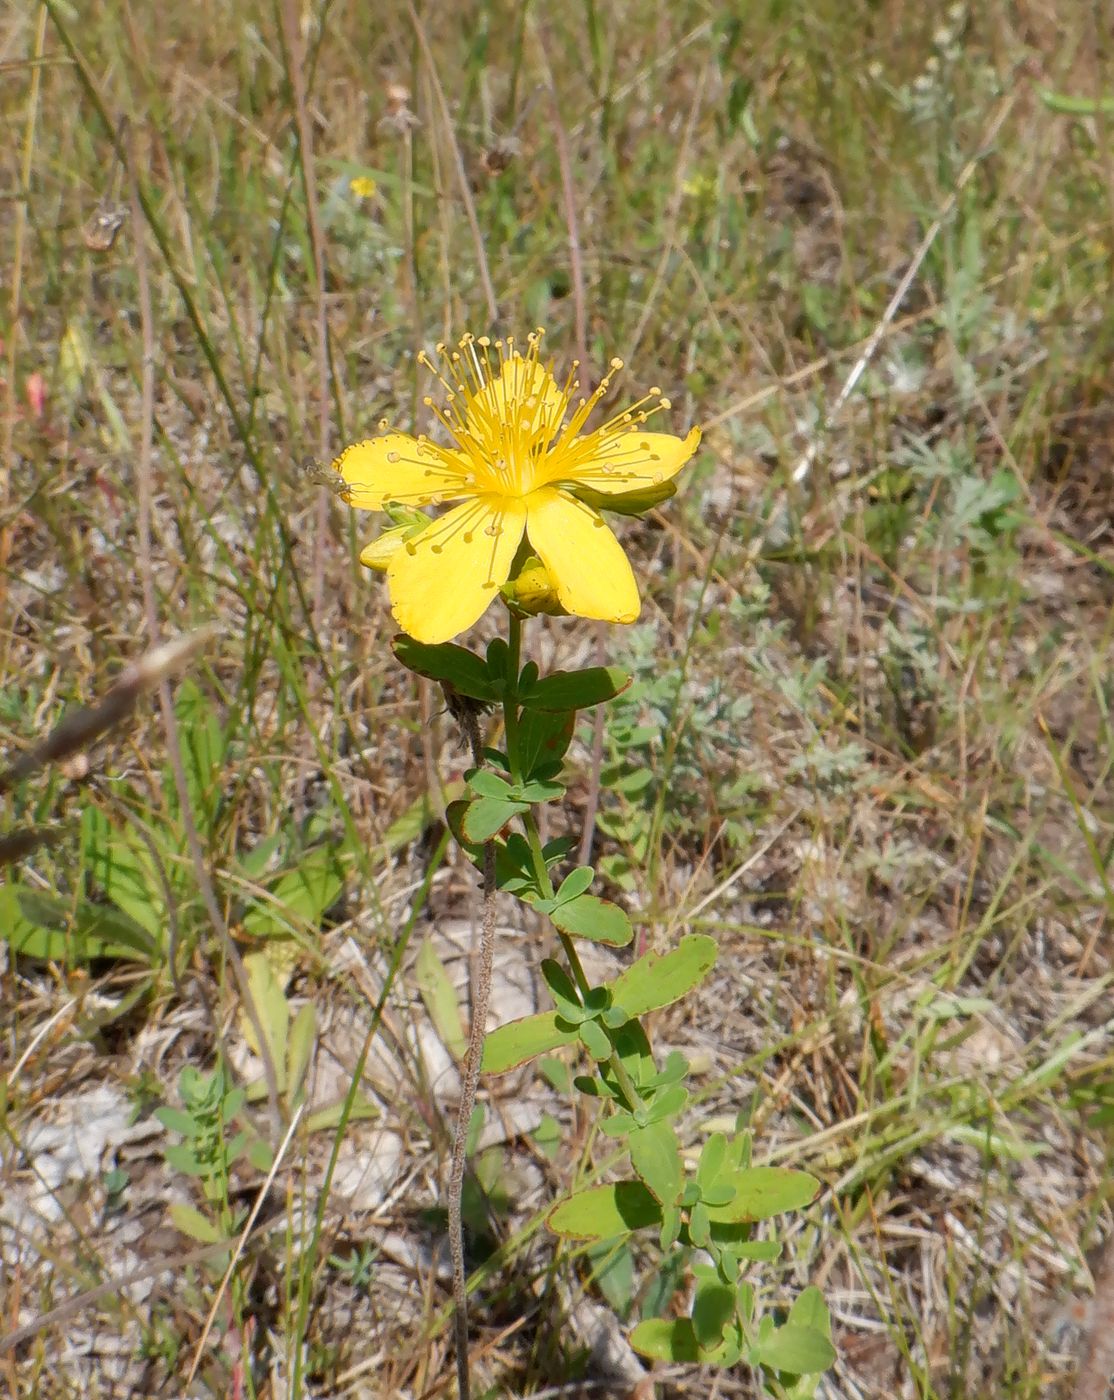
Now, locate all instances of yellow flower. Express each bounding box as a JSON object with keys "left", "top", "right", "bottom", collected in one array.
[
  {"left": 331, "top": 331, "right": 700, "bottom": 644},
  {"left": 348, "top": 175, "right": 378, "bottom": 199}
]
